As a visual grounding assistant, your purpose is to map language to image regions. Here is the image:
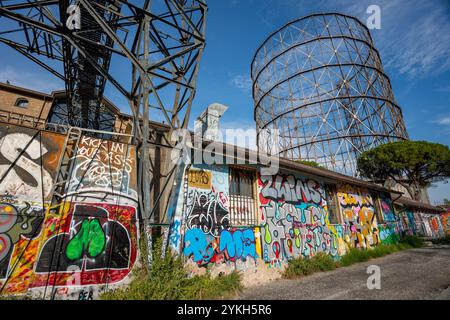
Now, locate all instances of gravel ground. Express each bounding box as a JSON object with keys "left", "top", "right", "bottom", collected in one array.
[{"left": 237, "top": 246, "right": 450, "bottom": 300}]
